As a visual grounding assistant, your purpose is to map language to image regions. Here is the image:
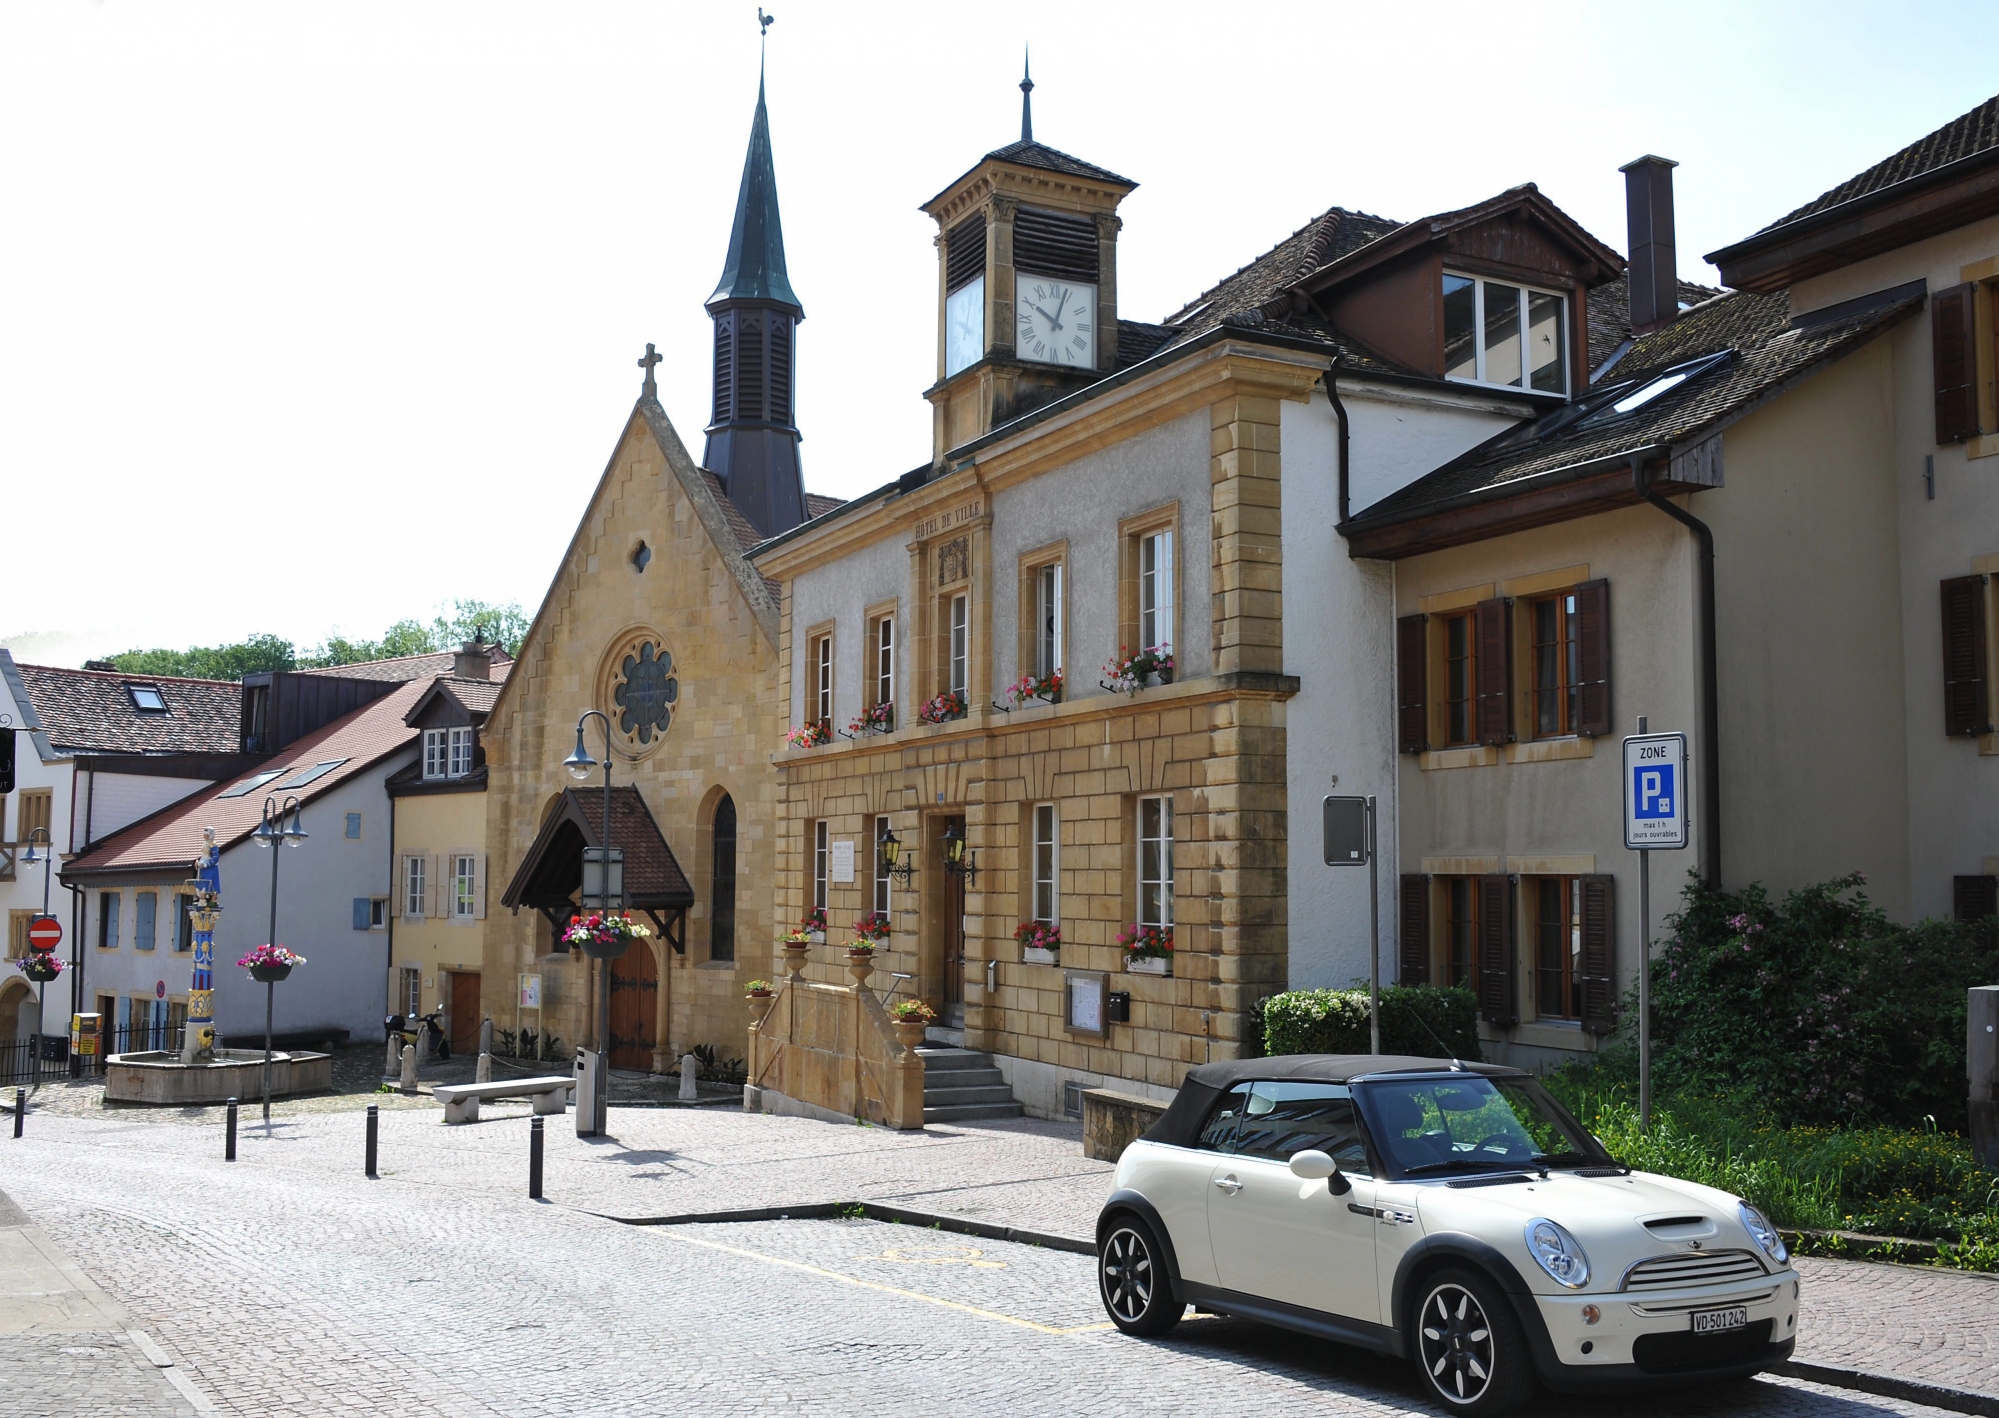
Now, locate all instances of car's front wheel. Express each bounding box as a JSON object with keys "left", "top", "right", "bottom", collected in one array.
[
  {"left": 1412, "top": 1267, "right": 1535, "bottom": 1416},
  {"left": 1098, "top": 1215, "right": 1181, "bottom": 1336}
]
